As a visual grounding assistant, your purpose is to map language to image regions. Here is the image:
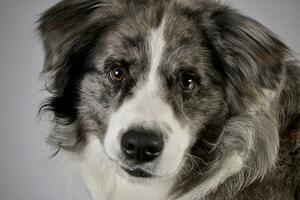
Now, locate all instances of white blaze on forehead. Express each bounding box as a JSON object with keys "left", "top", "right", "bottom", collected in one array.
[
  {"left": 147, "top": 19, "right": 166, "bottom": 89},
  {"left": 104, "top": 18, "right": 193, "bottom": 179}
]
